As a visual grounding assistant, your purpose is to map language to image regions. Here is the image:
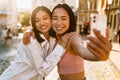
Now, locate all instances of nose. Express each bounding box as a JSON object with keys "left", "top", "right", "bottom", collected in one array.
[
  {"left": 40, "top": 20, "right": 44, "bottom": 25},
  {"left": 39, "top": 20, "right": 45, "bottom": 26},
  {"left": 56, "top": 20, "right": 62, "bottom": 25}
]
